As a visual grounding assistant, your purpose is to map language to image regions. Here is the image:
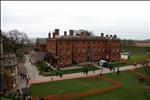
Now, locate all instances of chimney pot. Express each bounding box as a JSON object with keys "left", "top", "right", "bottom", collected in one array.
[
  {"left": 48, "top": 32, "right": 51, "bottom": 38},
  {"left": 53, "top": 32, "right": 56, "bottom": 38},
  {"left": 114, "top": 34, "right": 117, "bottom": 38},
  {"left": 101, "top": 33, "right": 104, "bottom": 37},
  {"left": 55, "top": 29, "right": 59, "bottom": 35},
  {"left": 69, "top": 30, "right": 74, "bottom": 36},
  {"left": 106, "top": 34, "right": 108, "bottom": 37},
  {"left": 64, "top": 31, "right": 67, "bottom": 36}
]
